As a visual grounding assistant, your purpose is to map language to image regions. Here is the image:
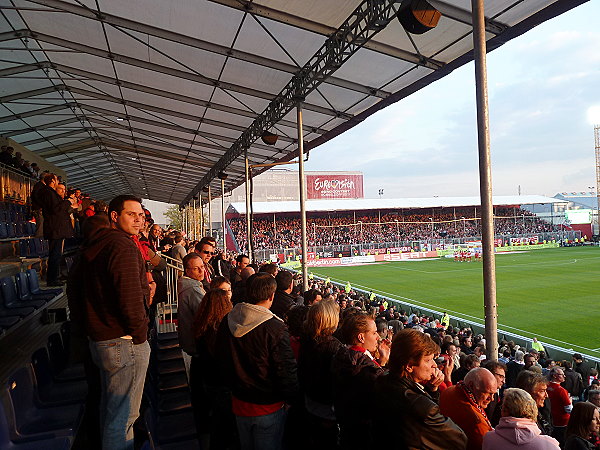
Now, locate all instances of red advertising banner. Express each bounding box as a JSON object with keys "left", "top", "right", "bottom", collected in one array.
[{"left": 306, "top": 174, "right": 364, "bottom": 199}]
